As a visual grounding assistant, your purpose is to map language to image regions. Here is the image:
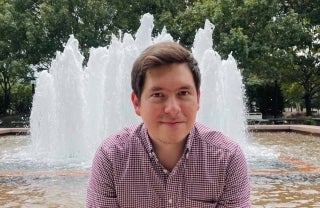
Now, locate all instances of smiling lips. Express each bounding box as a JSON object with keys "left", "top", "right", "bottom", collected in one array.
[{"left": 160, "top": 121, "right": 184, "bottom": 126}]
